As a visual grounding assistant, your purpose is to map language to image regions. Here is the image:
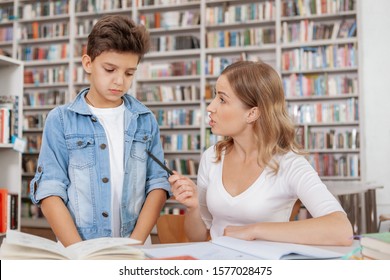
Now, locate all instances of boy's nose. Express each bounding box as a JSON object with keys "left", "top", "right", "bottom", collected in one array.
[{"left": 114, "top": 75, "right": 124, "bottom": 85}]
